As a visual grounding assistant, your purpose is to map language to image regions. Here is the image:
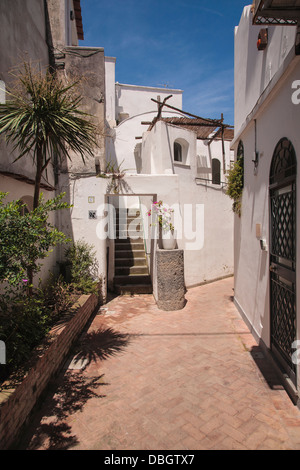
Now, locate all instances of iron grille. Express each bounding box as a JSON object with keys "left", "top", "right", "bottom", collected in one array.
[
  {"left": 269, "top": 137, "right": 297, "bottom": 383},
  {"left": 271, "top": 276, "right": 296, "bottom": 372},
  {"left": 270, "top": 138, "right": 297, "bottom": 186},
  {"left": 270, "top": 186, "right": 296, "bottom": 264}
]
